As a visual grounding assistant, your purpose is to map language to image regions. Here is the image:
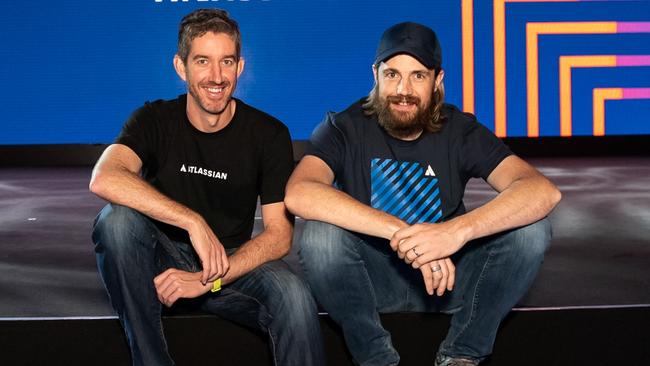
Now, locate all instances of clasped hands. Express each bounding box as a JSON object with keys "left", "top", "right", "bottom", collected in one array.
[{"left": 390, "top": 222, "right": 464, "bottom": 296}]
